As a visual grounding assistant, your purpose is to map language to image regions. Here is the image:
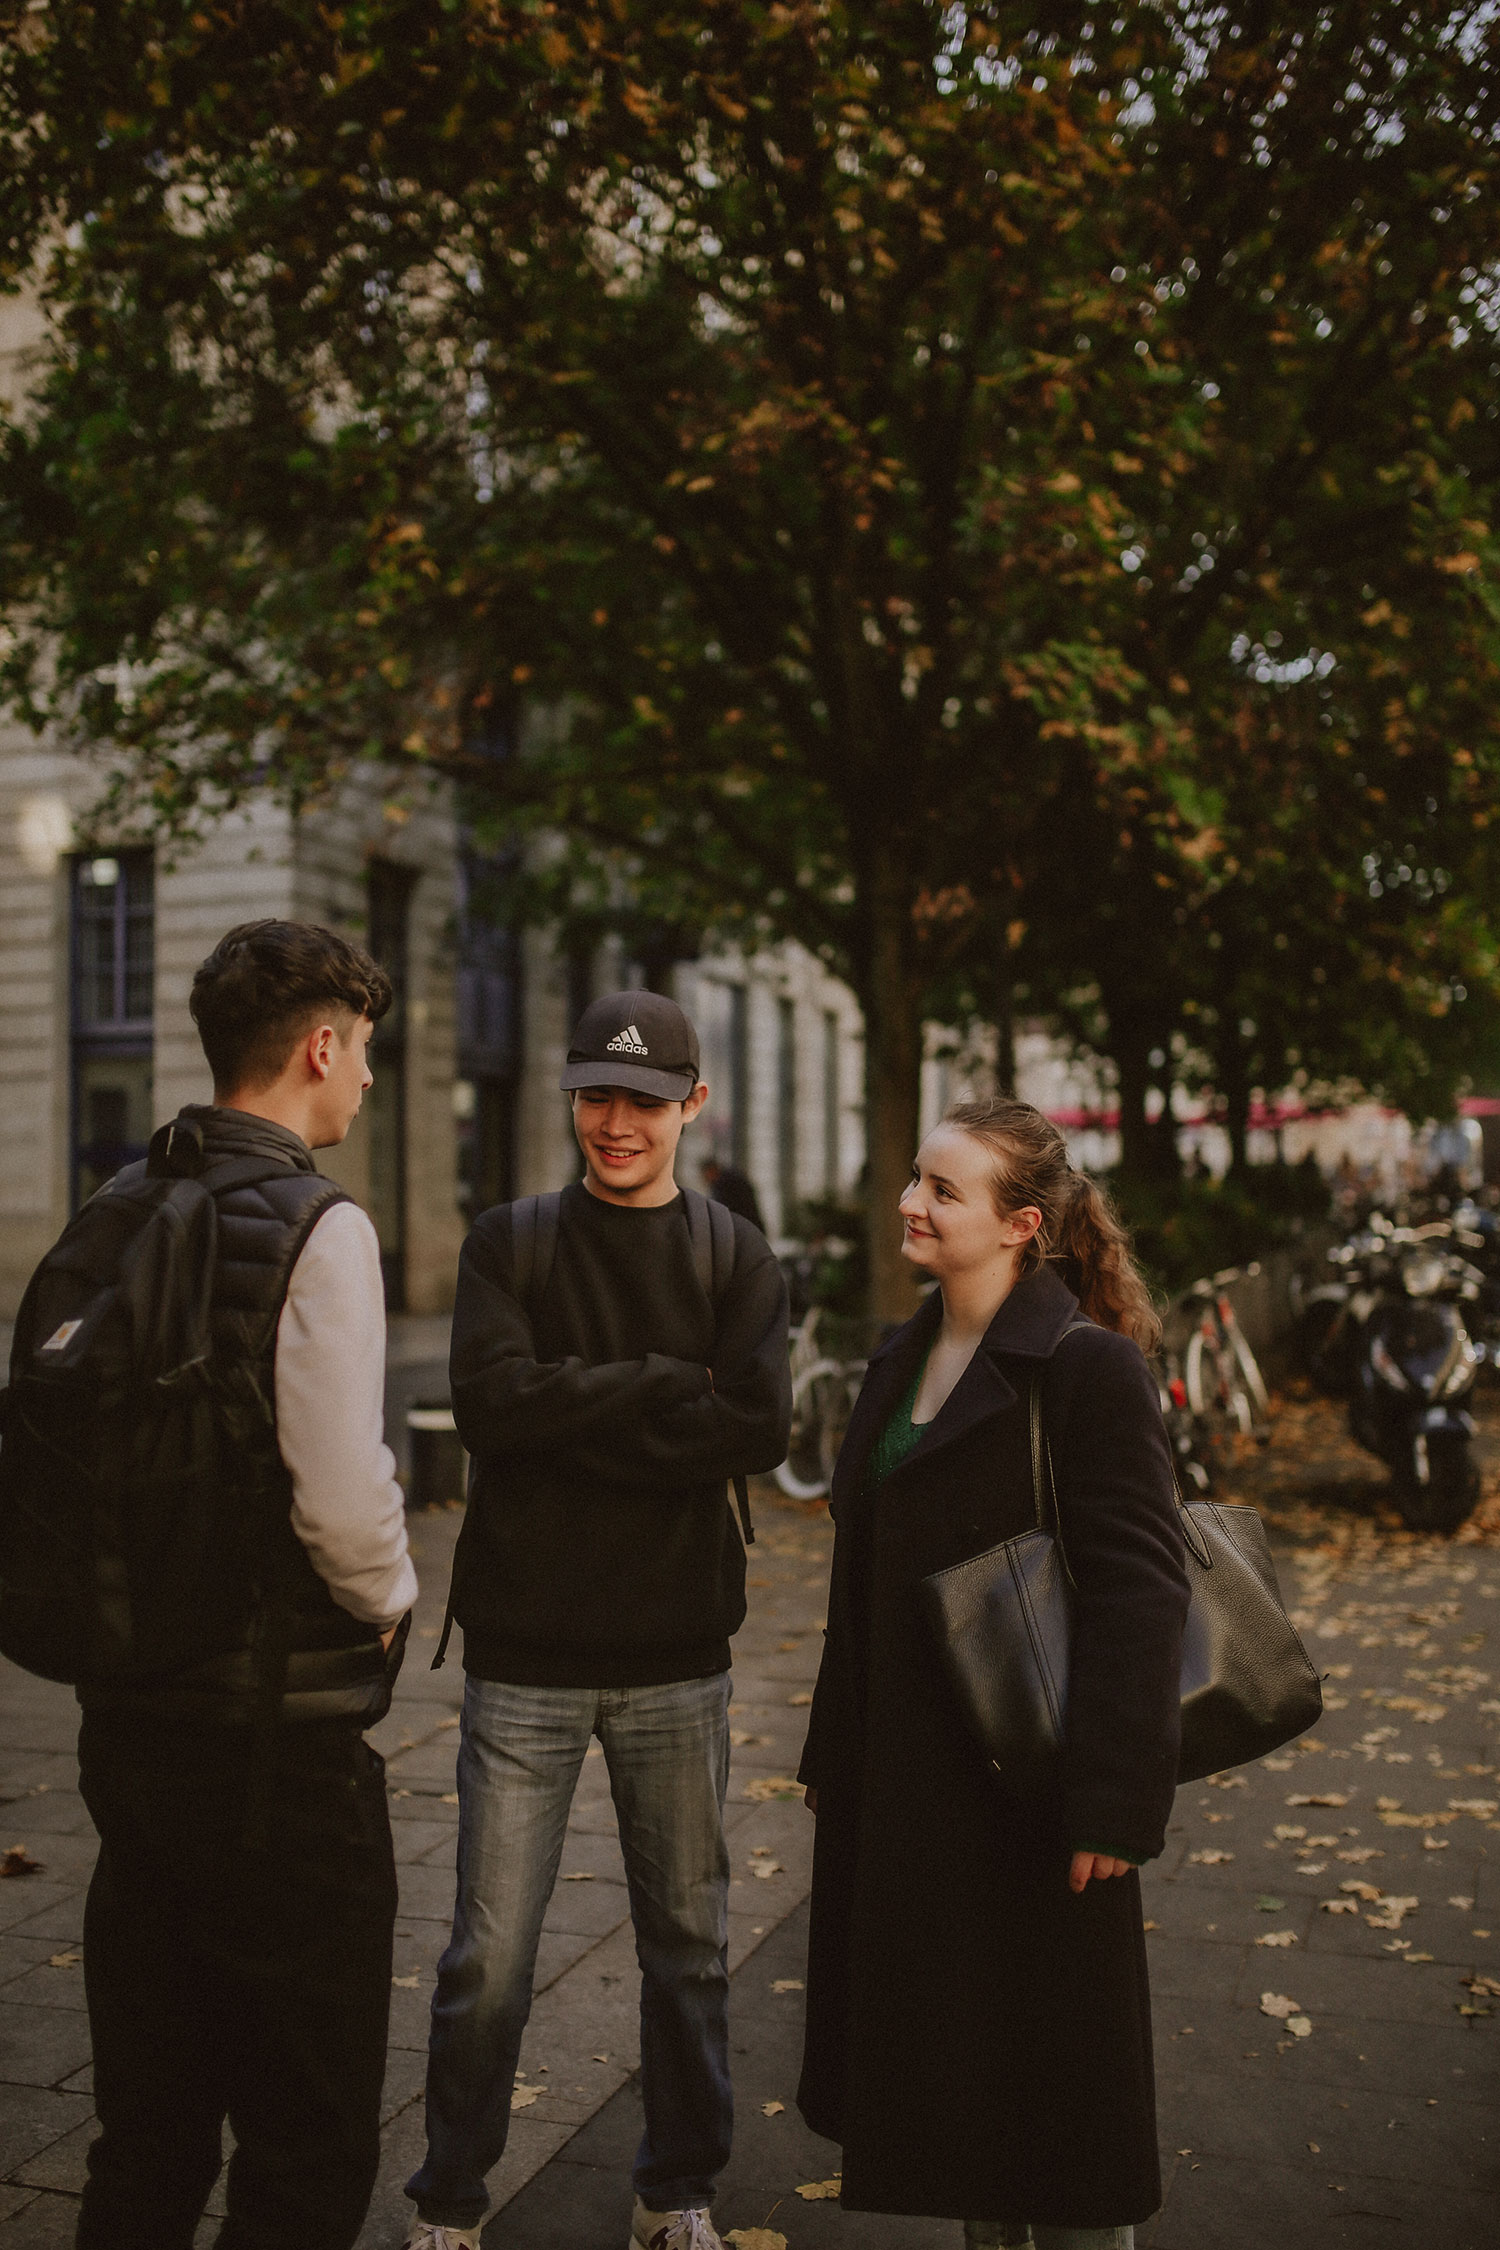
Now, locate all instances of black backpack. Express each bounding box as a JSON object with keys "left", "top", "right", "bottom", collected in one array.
[
  {"left": 0, "top": 1124, "right": 298, "bottom": 1686},
  {"left": 431, "top": 1185, "right": 753, "bottom": 1670}
]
